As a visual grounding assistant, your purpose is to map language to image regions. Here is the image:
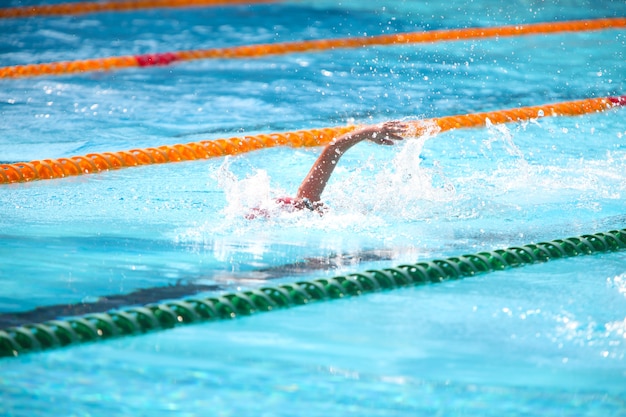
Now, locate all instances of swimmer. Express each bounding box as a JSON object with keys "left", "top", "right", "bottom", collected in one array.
[{"left": 247, "top": 121, "right": 408, "bottom": 218}]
